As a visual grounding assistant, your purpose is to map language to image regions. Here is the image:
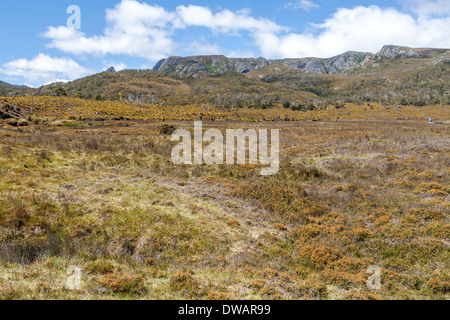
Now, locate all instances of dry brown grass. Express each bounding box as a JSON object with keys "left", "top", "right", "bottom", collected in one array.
[{"left": 0, "top": 114, "right": 448, "bottom": 300}]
